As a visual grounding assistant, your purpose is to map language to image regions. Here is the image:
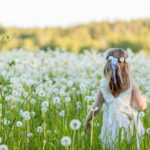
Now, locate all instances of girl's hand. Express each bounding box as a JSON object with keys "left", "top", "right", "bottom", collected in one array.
[{"left": 85, "top": 122, "right": 91, "bottom": 133}]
